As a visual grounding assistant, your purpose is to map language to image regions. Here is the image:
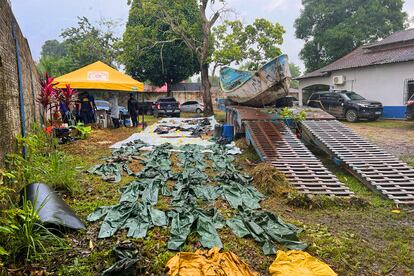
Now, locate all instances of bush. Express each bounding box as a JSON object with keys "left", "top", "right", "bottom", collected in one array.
[
  {"left": 0, "top": 195, "right": 66, "bottom": 263},
  {"left": 6, "top": 124, "right": 81, "bottom": 194}
]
